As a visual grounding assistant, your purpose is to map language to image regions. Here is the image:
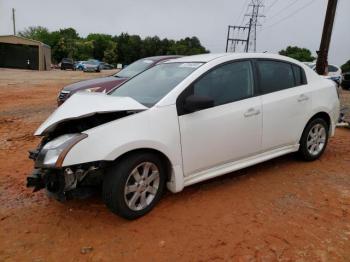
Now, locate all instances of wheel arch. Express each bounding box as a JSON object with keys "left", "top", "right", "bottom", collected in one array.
[
  {"left": 300, "top": 111, "right": 332, "bottom": 142},
  {"left": 111, "top": 148, "right": 174, "bottom": 183},
  {"left": 308, "top": 112, "right": 331, "bottom": 130}
]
